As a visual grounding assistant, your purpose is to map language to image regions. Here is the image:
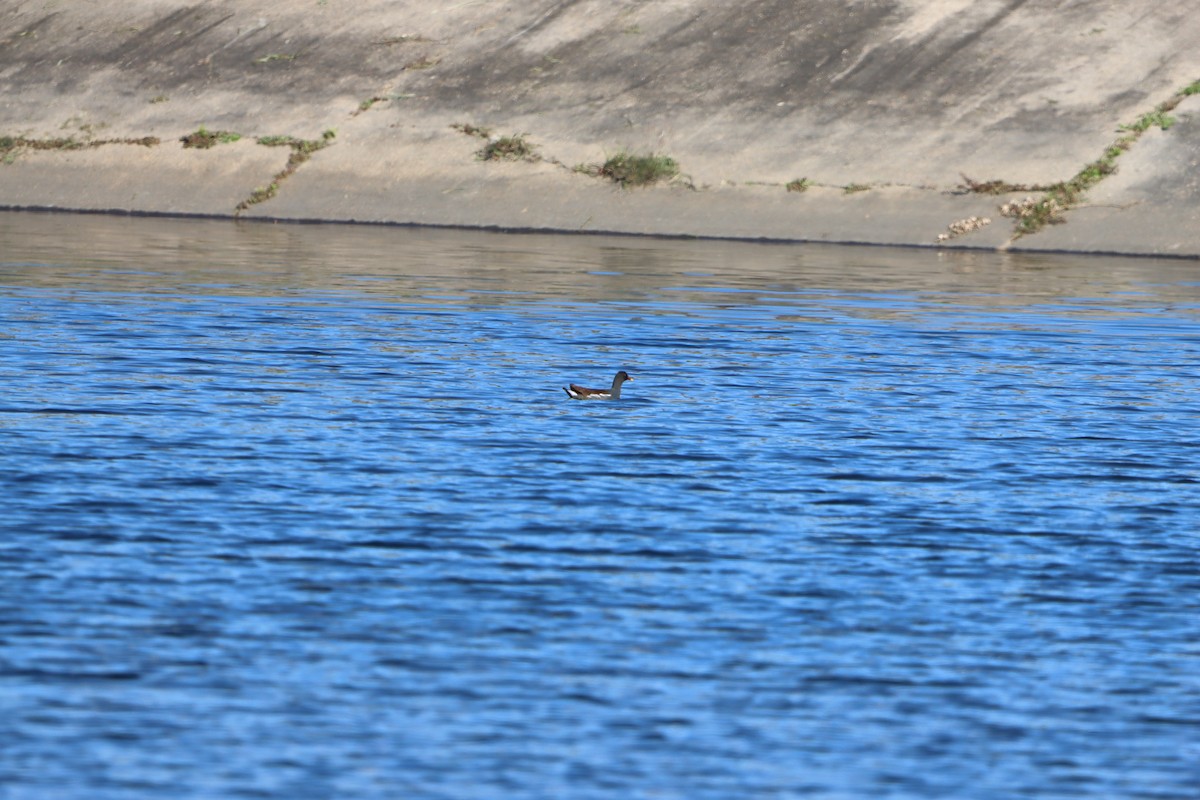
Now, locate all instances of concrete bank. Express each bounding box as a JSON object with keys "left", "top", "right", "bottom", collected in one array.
[{"left": 1, "top": 1, "right": 1198, "bottom": 257}]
